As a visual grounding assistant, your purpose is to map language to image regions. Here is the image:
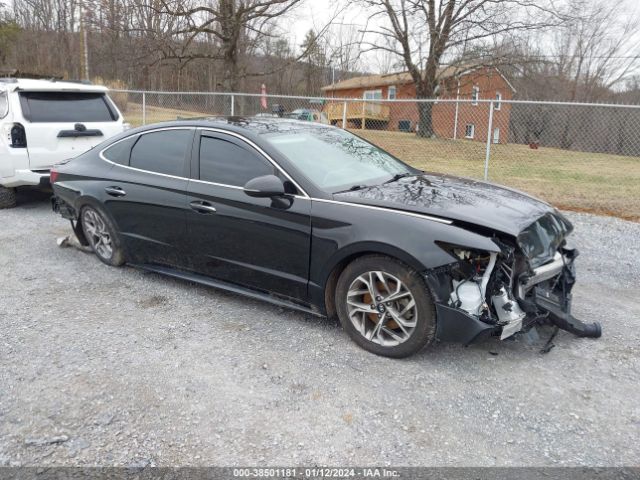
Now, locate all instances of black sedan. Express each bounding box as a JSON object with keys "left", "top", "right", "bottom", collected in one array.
[{"left": 51, "top": 118, "right": 601, "bottom": 357}]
